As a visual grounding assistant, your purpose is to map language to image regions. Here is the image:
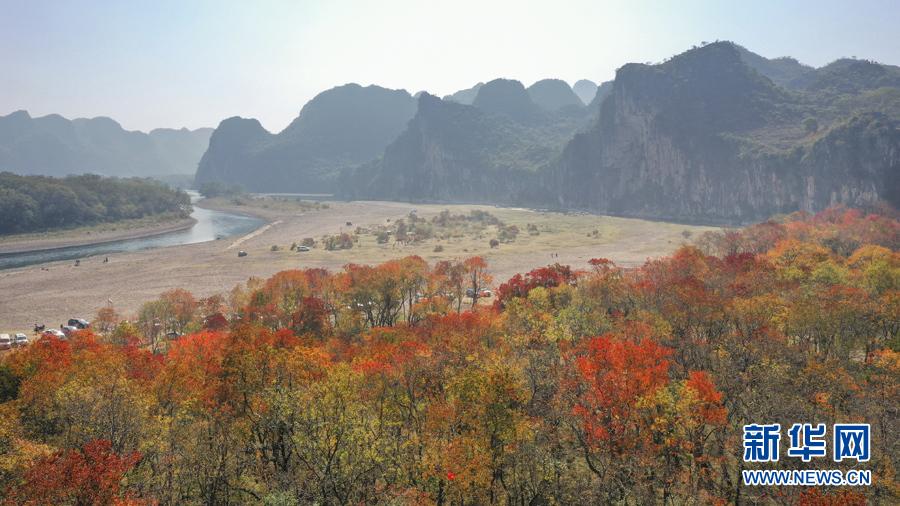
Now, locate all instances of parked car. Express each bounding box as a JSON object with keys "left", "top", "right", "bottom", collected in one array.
[
  {"left": 43, "top": 329, "right": 66, "bottom": 338},
  {"left": 238, "top": 251, "right": 248, "bottom": 257},
  {"left": 466, "top": 288, "right": 492, "bottom": 298},
  {"left": 61, "top": 326, "right": 80, "bottom": 337},
  {"left": 14, "top": 333, "right": 29, "bottom": 346},
  {"left": 297, "top": 246, "right": 310, "bottom": 252},
  {"left": 68, "top": 318, "right": 90, "bottom": 329},
  {"left": 0, "top": 334, "right": 11, "bottom": 350}
]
